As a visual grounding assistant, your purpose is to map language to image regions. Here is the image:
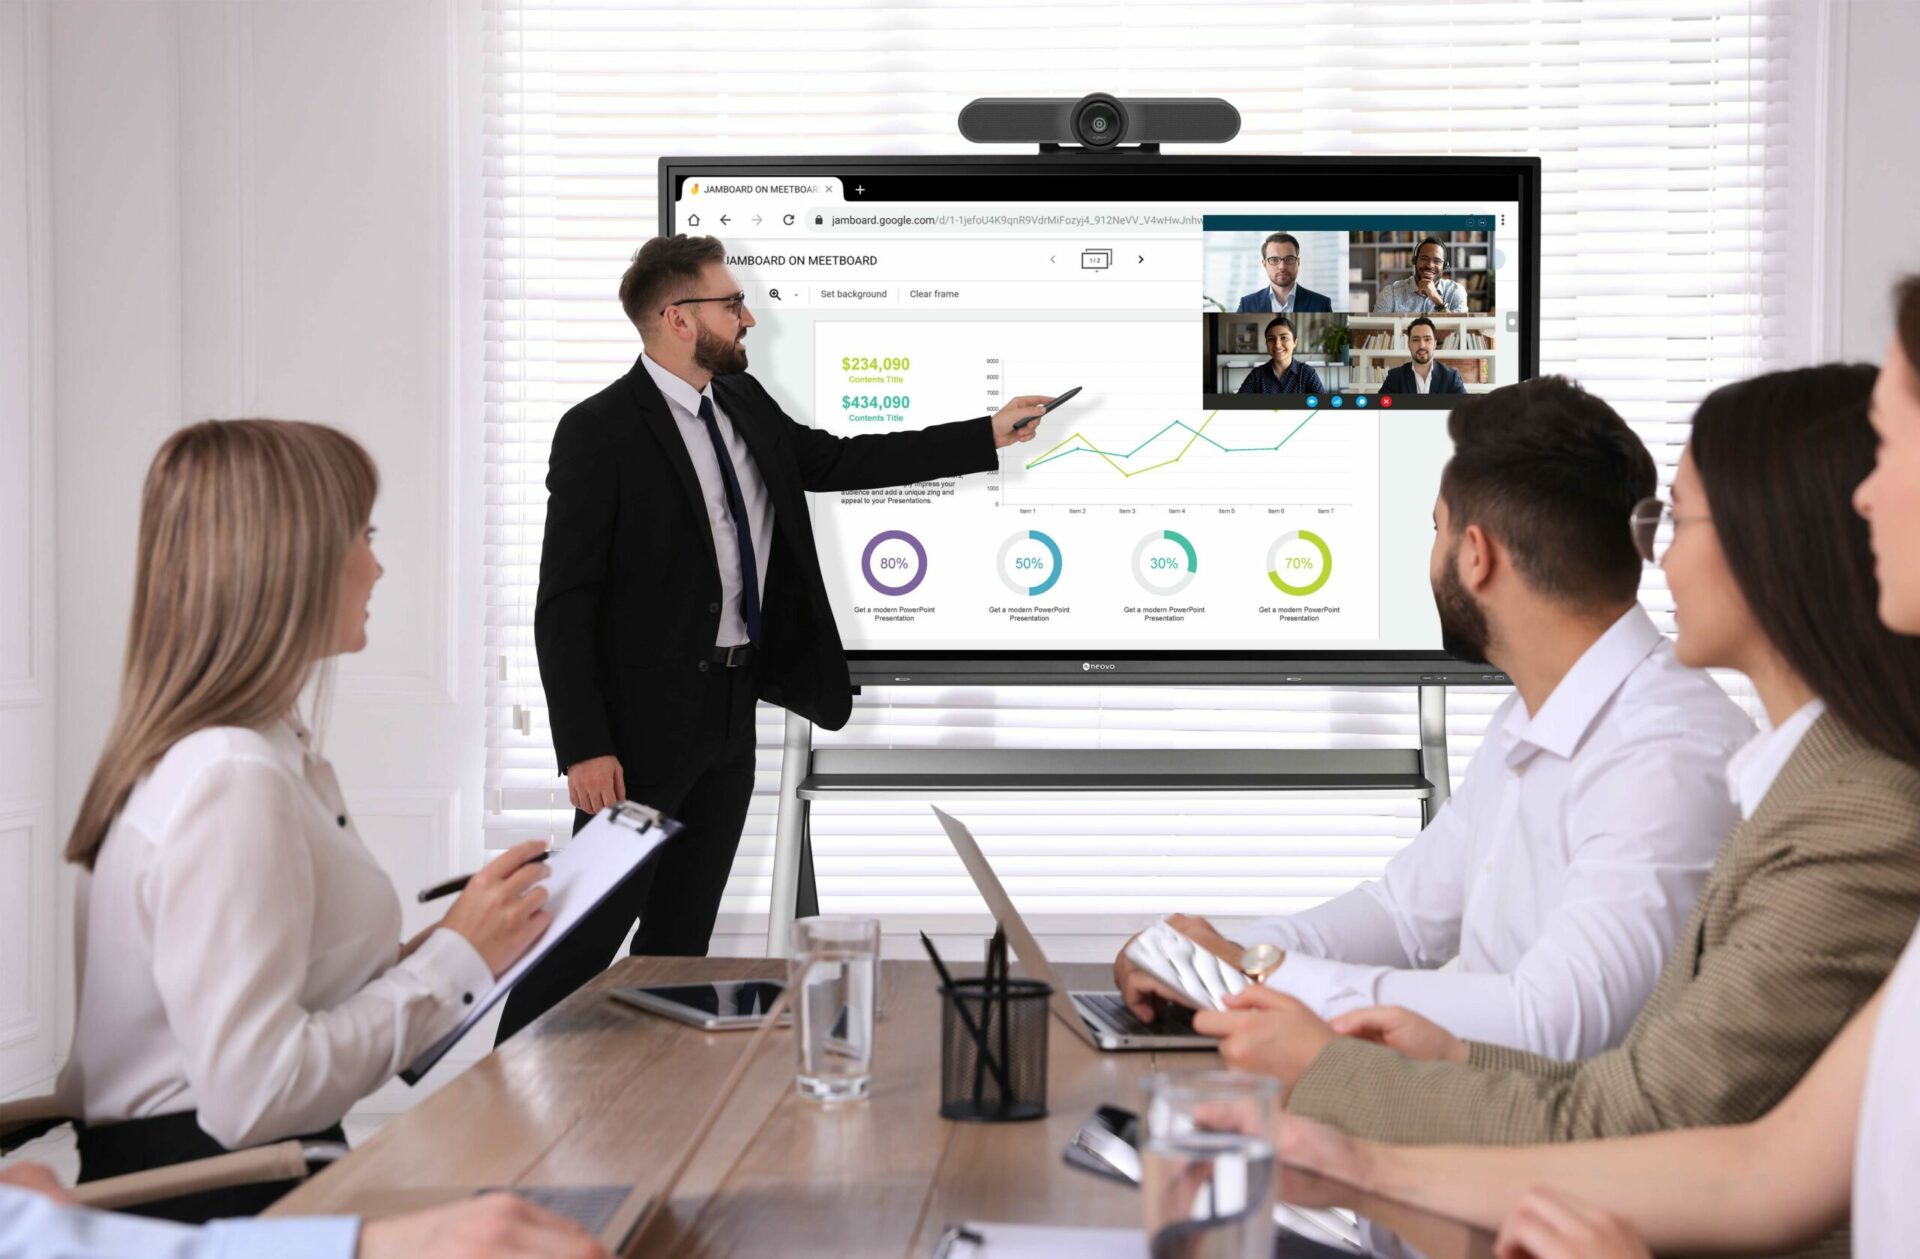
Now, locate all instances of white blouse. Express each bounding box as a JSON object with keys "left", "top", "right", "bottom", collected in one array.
[
  {"left": 57, "top": 716, "right": 493, "bottom": 1148},
  {"left": 1855, "top": 925, "right": 1920, "bottom": 1255}
]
